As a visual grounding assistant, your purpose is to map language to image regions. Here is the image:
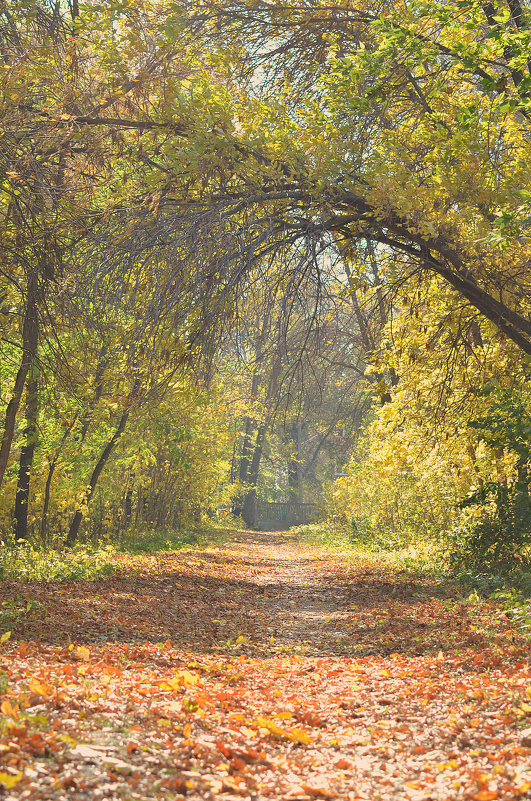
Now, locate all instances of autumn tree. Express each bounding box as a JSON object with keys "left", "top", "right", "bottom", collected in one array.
[{"left": 0, "top": 0, "right": 237, "bottom": 544}]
